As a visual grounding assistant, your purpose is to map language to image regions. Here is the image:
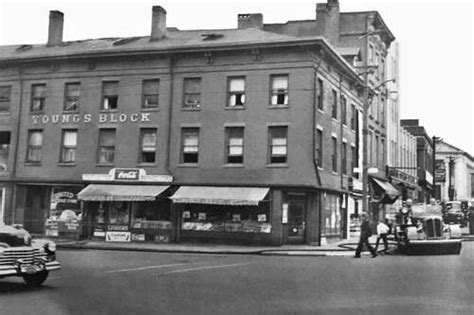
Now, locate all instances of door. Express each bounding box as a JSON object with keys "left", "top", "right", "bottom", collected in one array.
[{"left": 286, "top": 201, "right": 306, "bottom": 244}]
